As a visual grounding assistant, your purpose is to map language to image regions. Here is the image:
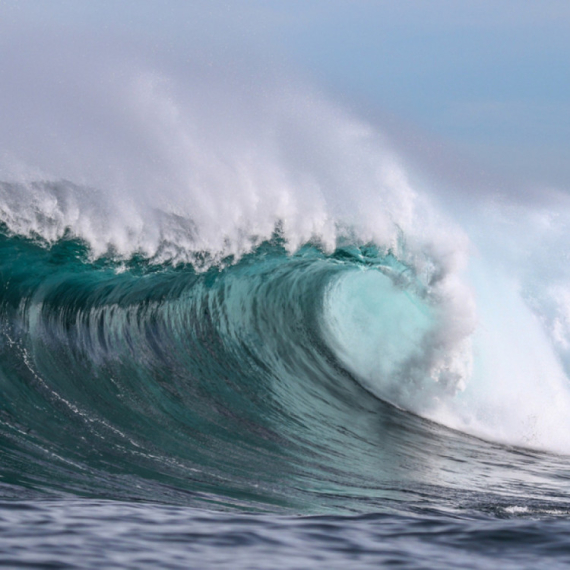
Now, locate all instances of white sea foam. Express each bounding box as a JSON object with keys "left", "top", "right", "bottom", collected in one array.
[{"left": 2, "top": 28, "right": 570, "bottom": 454}]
